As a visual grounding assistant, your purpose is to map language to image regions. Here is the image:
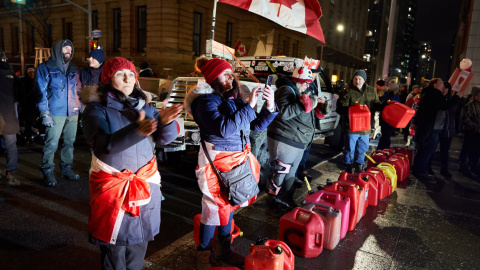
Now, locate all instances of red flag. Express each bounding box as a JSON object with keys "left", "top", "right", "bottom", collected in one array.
[{"left": 219, "top": 0, "right": 325, "bottom": 44}]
